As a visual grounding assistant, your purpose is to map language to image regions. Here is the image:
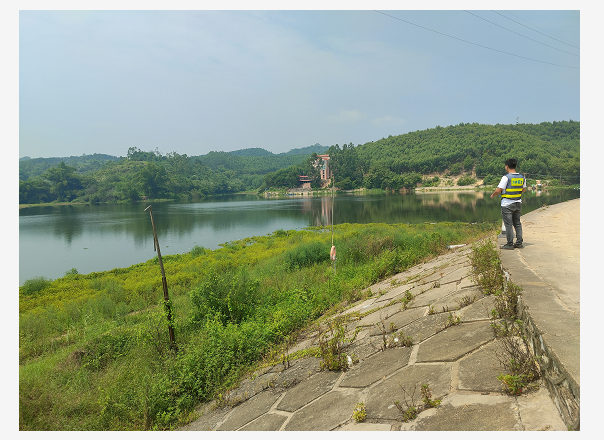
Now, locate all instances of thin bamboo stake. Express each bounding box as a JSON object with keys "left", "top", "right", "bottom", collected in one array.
[{"left": 144, "top": 205, "right": 177, "bottom": 352}]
